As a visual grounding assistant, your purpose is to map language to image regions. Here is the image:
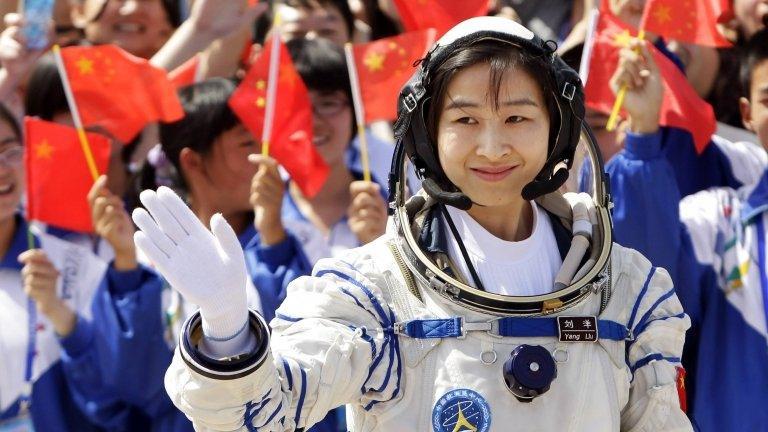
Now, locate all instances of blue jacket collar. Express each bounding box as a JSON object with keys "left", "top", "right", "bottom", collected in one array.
[
  {"left": 742, "top": 169, "right": 768, "bottom": 224},
  {"left": 1, "top": 215, "right": 39, "bottom": 271}
]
